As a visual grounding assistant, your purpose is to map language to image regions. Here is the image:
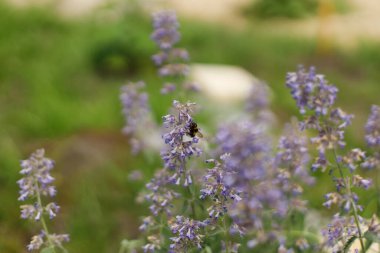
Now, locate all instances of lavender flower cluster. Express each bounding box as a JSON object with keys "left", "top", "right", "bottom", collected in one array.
[
  {"left": 286, "top": 66, "right": 379, "bottom": 253},
  {"left": 151, "top": 11, "right": 196, "bottom": 94},
  {"left": 161, "top": 100, "right": 202, "bottom": 186},
  {"left": 120, "top": 81, "right": 154, "bottom": 154},
  {"left": 18, "top": 149, "right": 69, "bottom": 251},
  {"left": 363, "top": 105, "right": 380, "bottom": 169}
]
